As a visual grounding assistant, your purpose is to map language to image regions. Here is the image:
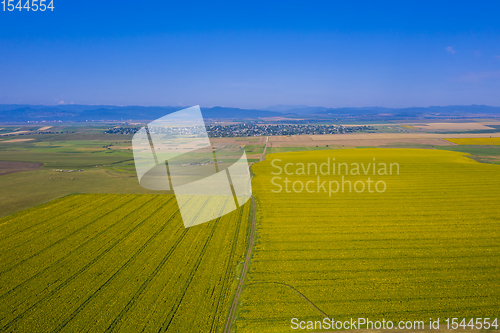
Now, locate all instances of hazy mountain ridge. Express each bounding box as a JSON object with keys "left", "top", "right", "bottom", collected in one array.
[
  {"left": 0, "top": 104, "right": 499, "bottom": 122},
  {"left": 0, "top": 105, "right": 282, "bottom": 122},
  {"left": 284, "top": 105, "right": 500, "bottom": 116}
]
